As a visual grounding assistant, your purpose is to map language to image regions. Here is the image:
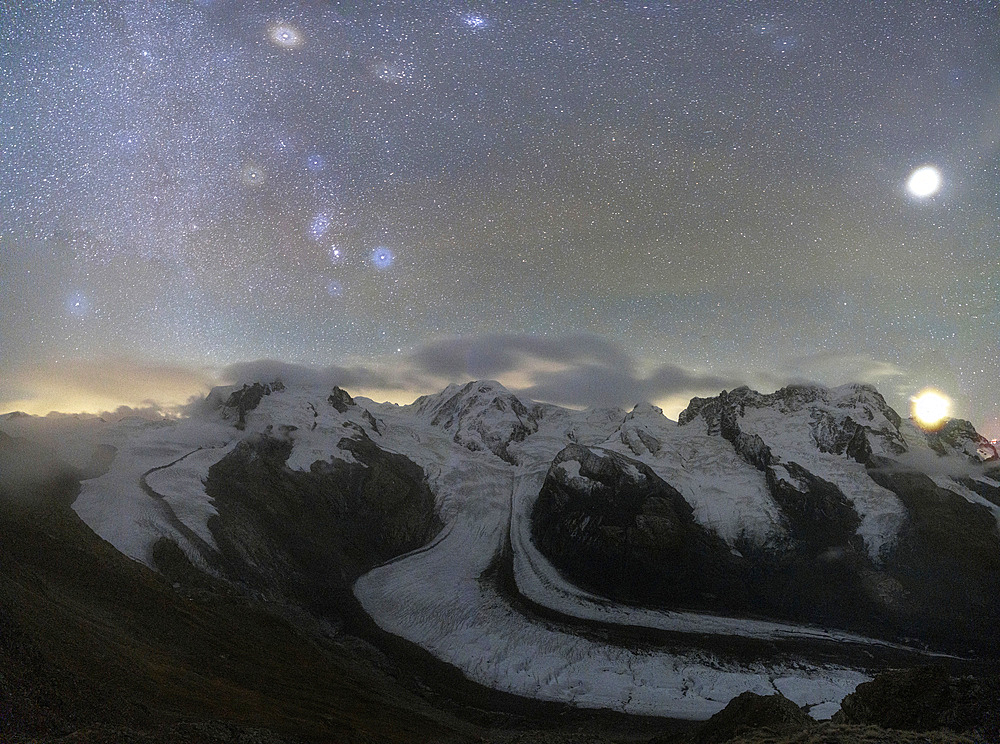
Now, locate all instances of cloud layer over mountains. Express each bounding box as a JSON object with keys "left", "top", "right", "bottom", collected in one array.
[{"left": 0, "top": 332, "right": 945, "bottom": 430}]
